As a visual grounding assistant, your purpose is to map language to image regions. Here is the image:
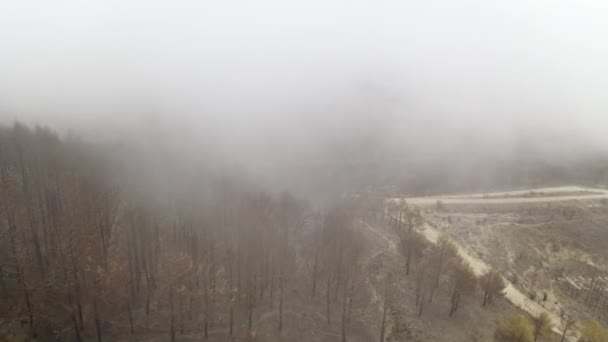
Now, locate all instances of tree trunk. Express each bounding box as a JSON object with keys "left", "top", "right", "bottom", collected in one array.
[
  {"left": 29, "top": 219, "right": 45, "bottom": 277},
  {"left": 429, "top": 248, "right": 445, "bottom": 303},
  {"left": 269, "top": 259, "right": 275, "bottom": 307},
  {"left": 449, "top": 291, "right": 460, "bottom": 317},
  {"left": 248, "top": 276, "right": 254, "bottom": 333},
  {"left": 248, "top": 298, "right": 253, "bottom": 331},
  {"left": 94, "top": 299, "right": 102, "bottom": 342},
  {"left": 8, "top": 213, "right": 35, "bottom": 333},
  {"left": 405, "top": 248, "right": 412, "bottom": 275},
  {"left": 341, "top": 295, "right": 348, "bottom": 342},
  {"left": 127, "top": 301, "right": 134, "bottom": 334},
  {"left": 146, "top": 287, "right": 151, "bottom": 315},
  {"left": 379, "top": 297, "right": 388, "bottom": 342},
  {"left": 204, "top": 276, "right": 209, "bottom": 339},
  {"left": 278, "top": 273, "right": 284, "bottom": 332},
  {"left": 560, "top": 323, "right": 571, "bottom": 342},
  {"left": 72, "top": 312, "right": 82, "bottom": 342},
  {"left": 335, "top": 266, "right": 342, "bottom": 302},
  {"left": 326, "top": 273, "right": 332, "bottom": 326},
  {"left": 418, "top": 292, "right": 425, "bottom": 317},
  {"left": 229, "top": 303, "right": 234, "bottom": 336},
  {"left": 0, "top": 266, "right": 6, "bottom": 297},
  {"left": 179, "top": 296, "right": 184, "bottom": 335},
  {"left": 170, "top": 287, "right": 176, "bottom": 342},
  {"left": 312, "top": 252, "right": 319, "bottom": 298},
  {"left": 405, "top": 218, "right": 413, "bottom": 275},
  {"left": 67, "top": 283, "right": 82, "bottom": 342},
  {"left": 346, "top": 283, "right": 355, "bottom": 323},
  {"left": 76, "top": 298, "right": 84, "bottom": 331},
  {"left": 380, "top": 277, "right": 391, "bottom": 342}
]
